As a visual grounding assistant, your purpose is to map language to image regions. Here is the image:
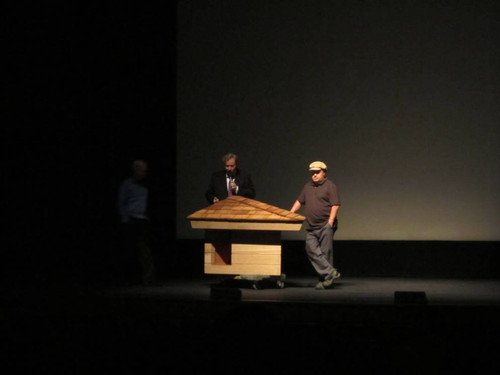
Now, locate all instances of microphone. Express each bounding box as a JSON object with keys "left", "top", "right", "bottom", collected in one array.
[{"left": 227, "top": 173, "right": 235, "bottom": 196}]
